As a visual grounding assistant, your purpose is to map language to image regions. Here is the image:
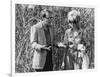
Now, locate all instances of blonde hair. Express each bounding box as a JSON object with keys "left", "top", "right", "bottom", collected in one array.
[{"left": 68, "top": 10, "right": 80, "bottom": 23}]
